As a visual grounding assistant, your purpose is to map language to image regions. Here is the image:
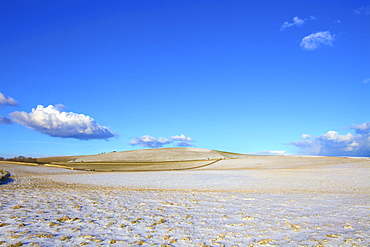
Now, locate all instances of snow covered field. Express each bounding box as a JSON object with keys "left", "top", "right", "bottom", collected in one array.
[{"left": 0, "top": 160, "right": 369, "bottom": 246}]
